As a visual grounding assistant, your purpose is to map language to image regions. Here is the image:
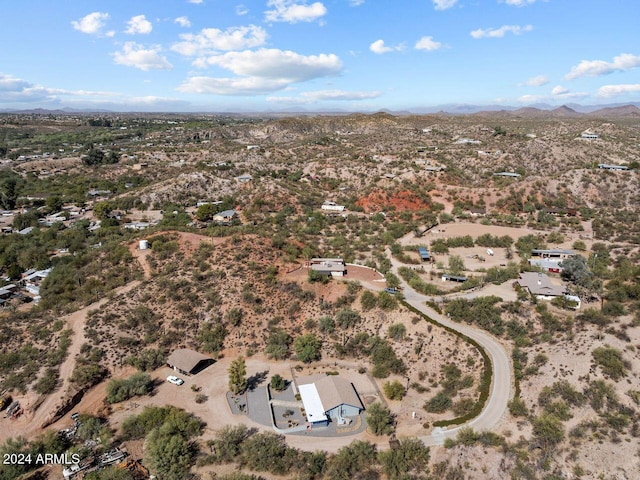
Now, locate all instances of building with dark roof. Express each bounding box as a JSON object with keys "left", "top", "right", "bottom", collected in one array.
[{"left": 167, "top": 349, "right": 214, "bottom": 375}]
